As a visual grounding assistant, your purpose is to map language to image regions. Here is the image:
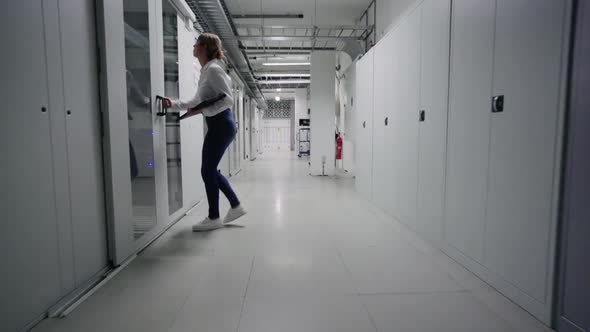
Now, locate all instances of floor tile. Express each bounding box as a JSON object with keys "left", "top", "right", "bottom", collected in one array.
[
  {"left": 238, "top": 295, "right": 376, "bottom": 332},
  {"left": 339, "top": 244, "right": 464, "bottom": 295},
  {"left": 169, "top": 295, "right": 243, "bottom": 332},
  {"left": 362, "top": 292, "right": 515, "bottom": 332},
  {"left": 247, "top": 251, "right": 357, "bottom": 297},
  {"left": 30, "top": 152, "right": 550, "bottom": 332}
]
